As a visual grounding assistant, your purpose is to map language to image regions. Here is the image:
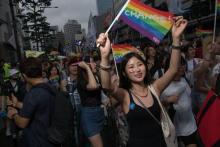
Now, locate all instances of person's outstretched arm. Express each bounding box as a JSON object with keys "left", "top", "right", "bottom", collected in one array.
[
  {"left": 153, "top": 16, "right": 188, "bottom": 96},
  {"left": 97, "top": 34, "right": 126, "bottom": 103}
]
